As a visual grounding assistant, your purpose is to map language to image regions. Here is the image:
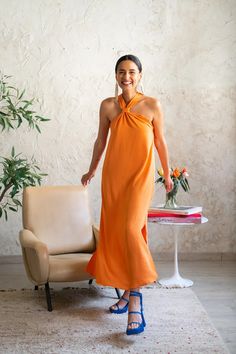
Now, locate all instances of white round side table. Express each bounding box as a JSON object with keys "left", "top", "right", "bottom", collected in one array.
[{"left": 148, "top": 216, "right": 208, "bottom": 288}]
